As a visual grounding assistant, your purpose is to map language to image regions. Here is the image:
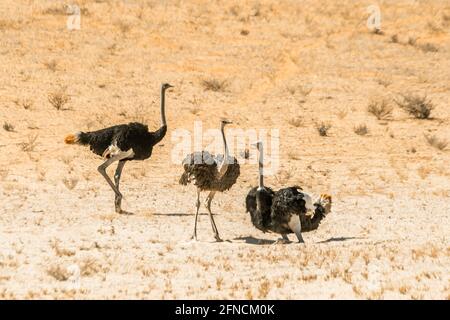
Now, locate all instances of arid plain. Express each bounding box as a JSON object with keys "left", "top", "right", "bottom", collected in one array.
[{"left": 0, "top": 0, "right": 449, "bottom": 299}]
